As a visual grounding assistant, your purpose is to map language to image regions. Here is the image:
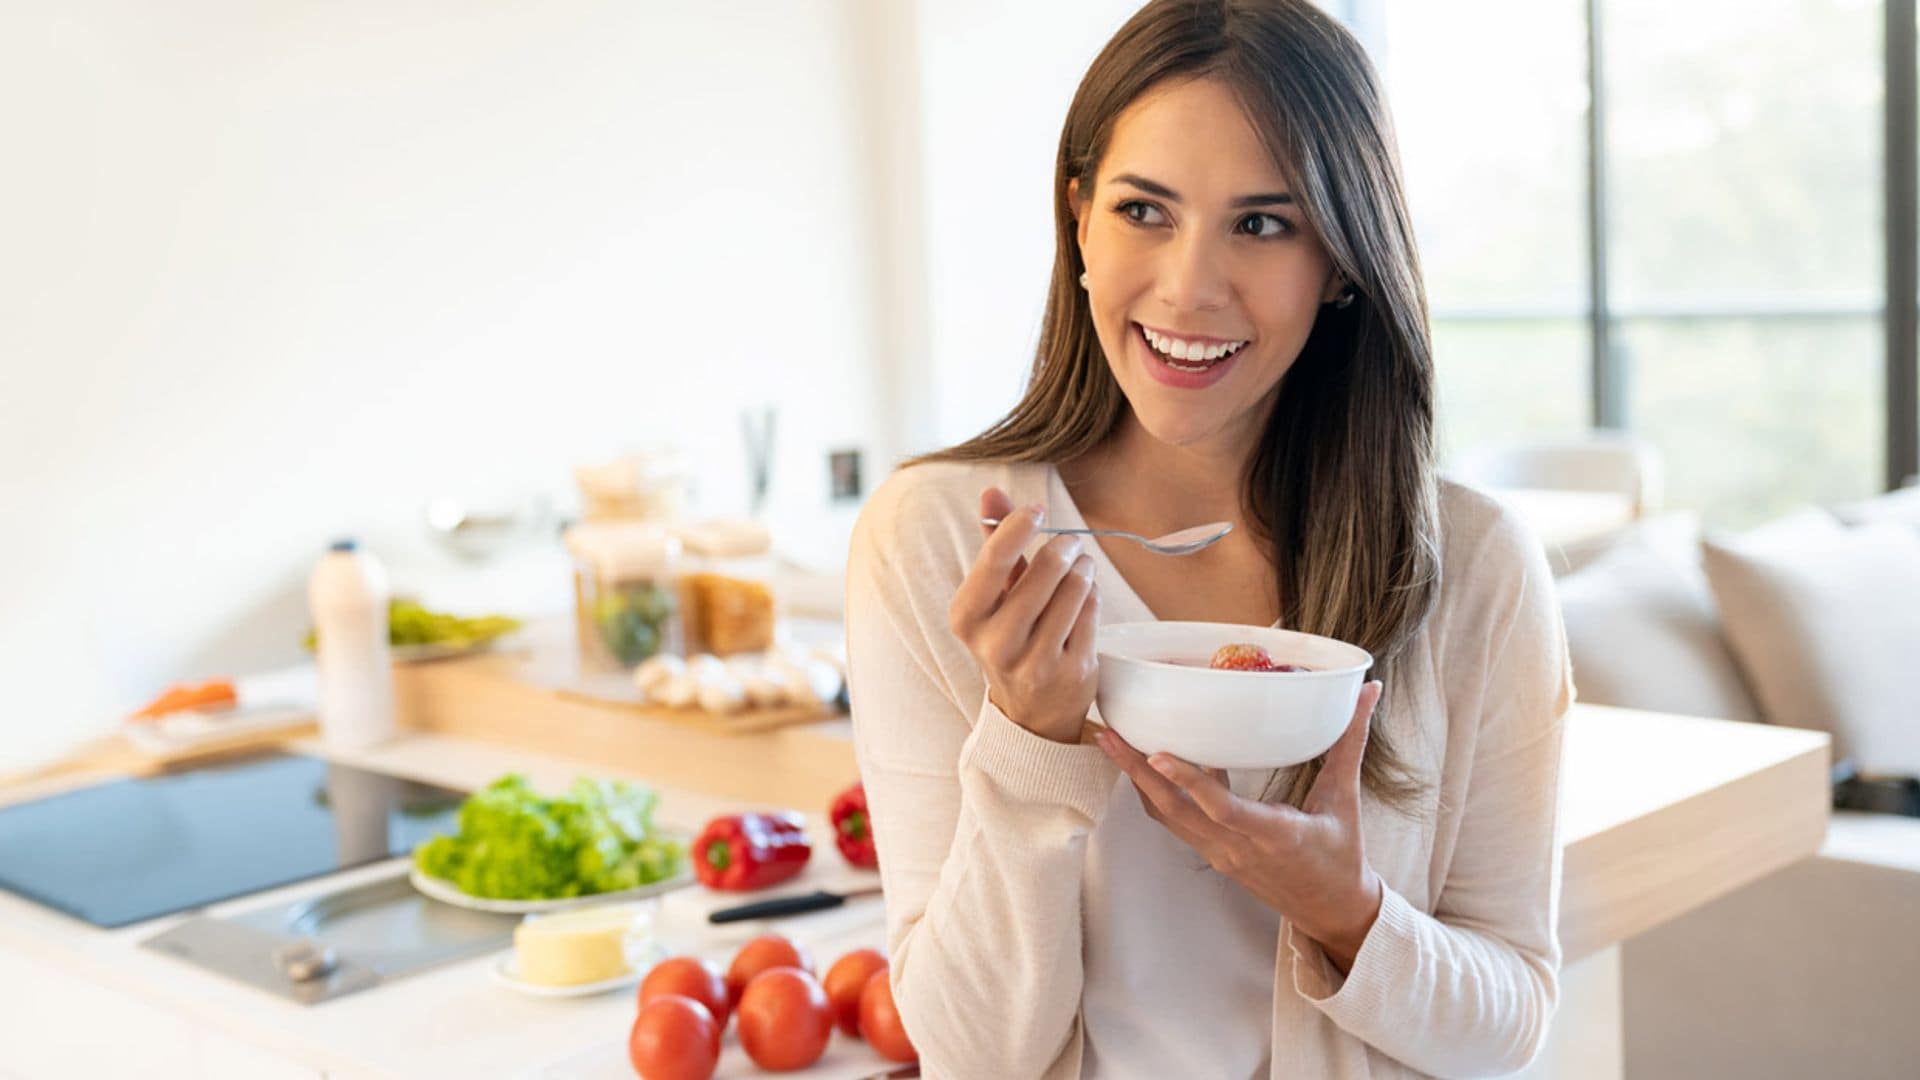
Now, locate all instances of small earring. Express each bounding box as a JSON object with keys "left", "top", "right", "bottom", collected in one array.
[
  {"left": 1333, "top": 288, "right": 1356, "bottom": 309},
  {"left": 1079, "top": 271, "right": 1090, "bottom": 289}
]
